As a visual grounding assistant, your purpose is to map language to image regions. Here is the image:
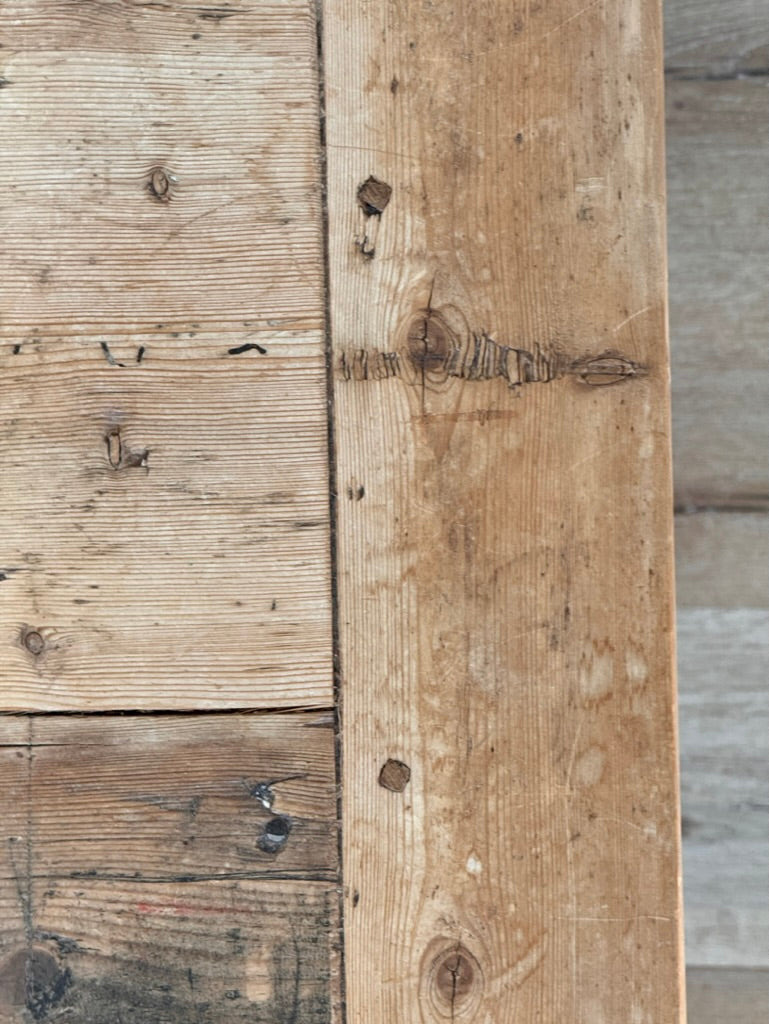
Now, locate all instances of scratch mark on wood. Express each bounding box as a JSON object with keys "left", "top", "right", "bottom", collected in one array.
[
  {"left": 612, "top": 305, "right": 652, "bottom": 333},
  {"left": 542, "top": 0, "right": 604, "bottom": 40}
]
